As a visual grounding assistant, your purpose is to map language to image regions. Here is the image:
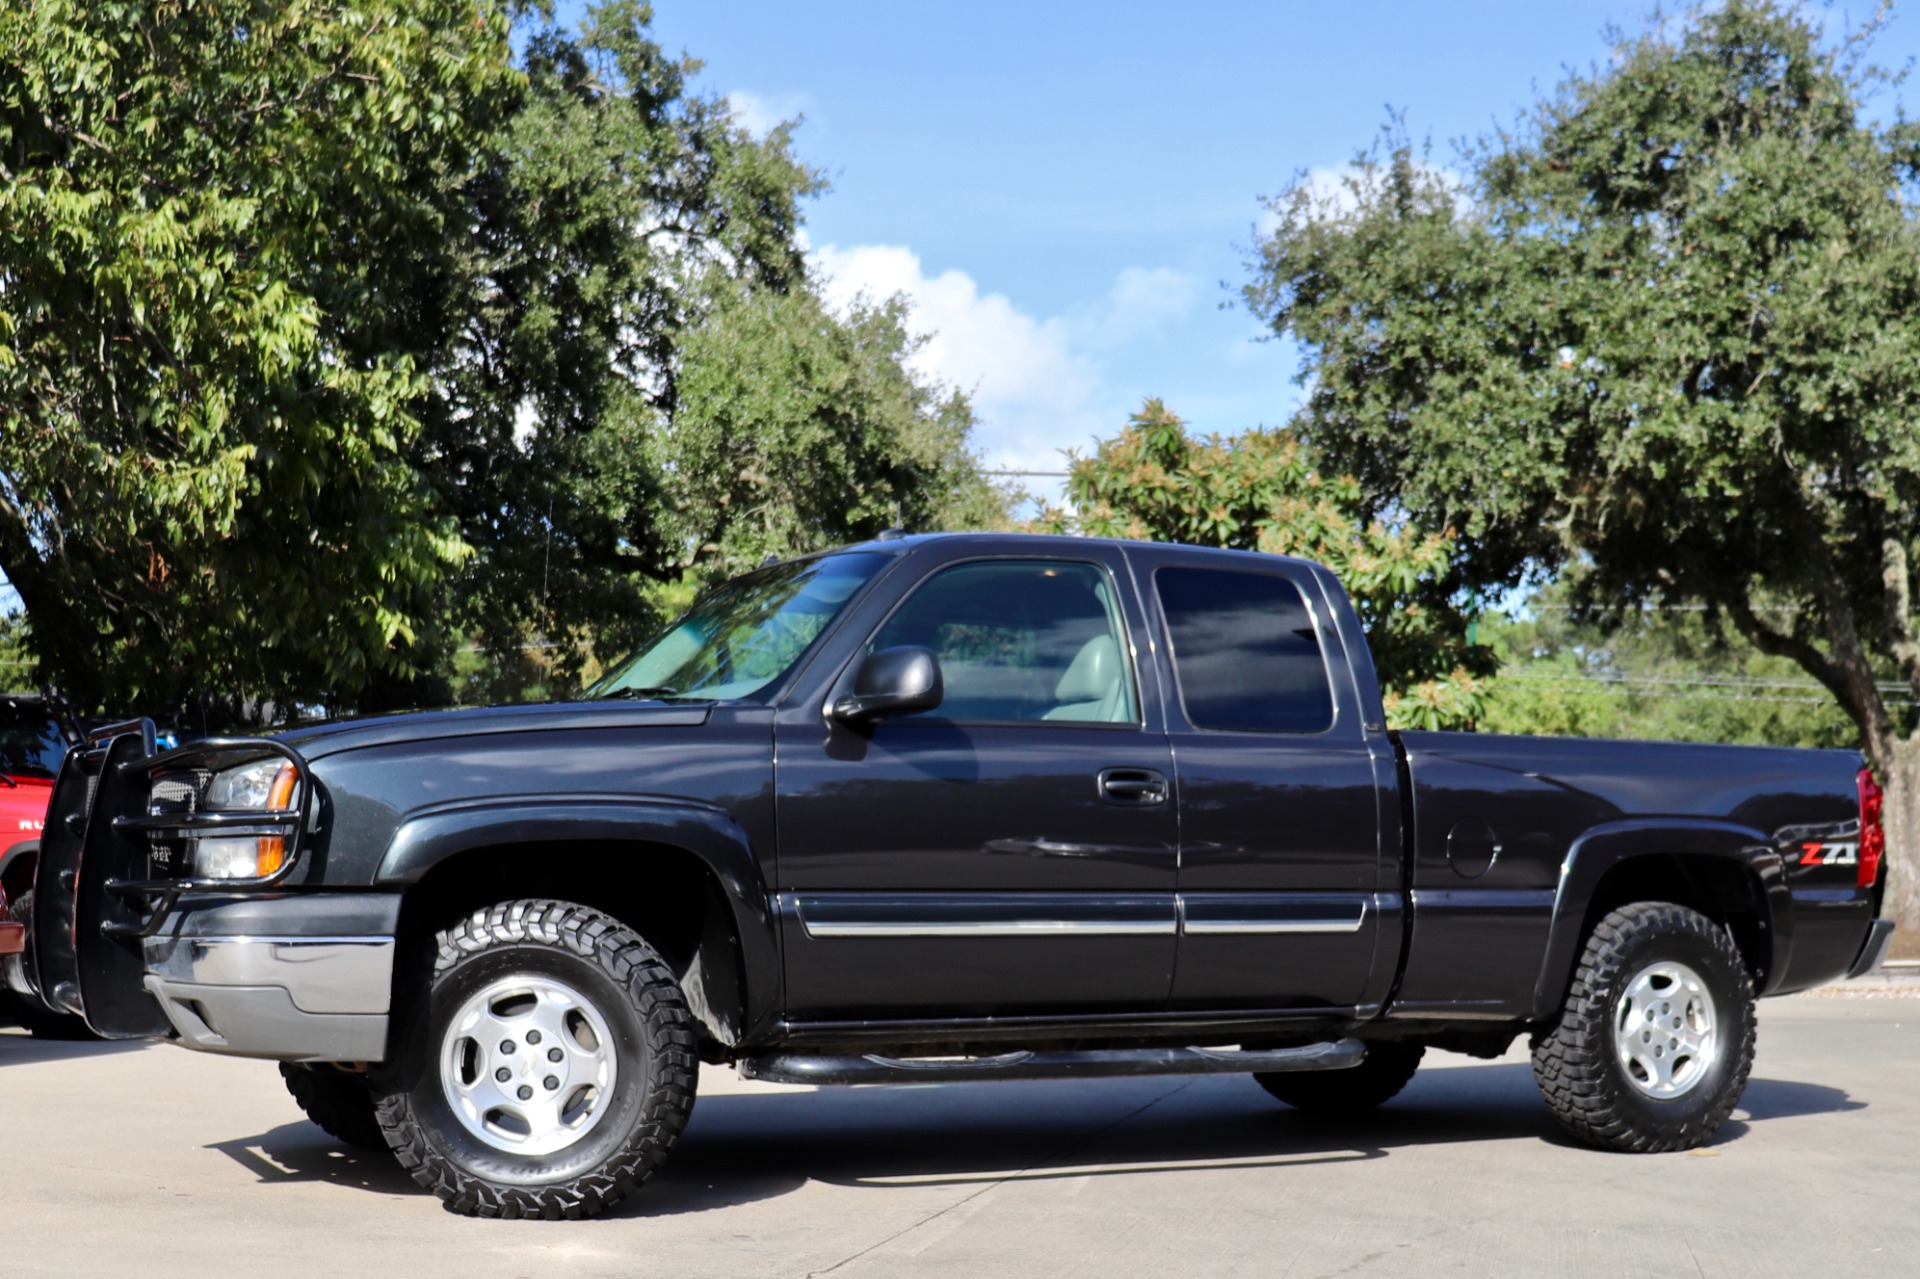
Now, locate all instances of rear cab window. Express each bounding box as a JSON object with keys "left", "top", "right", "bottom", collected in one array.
[{"left": 1153, "top": 566, "right": 1334, "bottom": 733}]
